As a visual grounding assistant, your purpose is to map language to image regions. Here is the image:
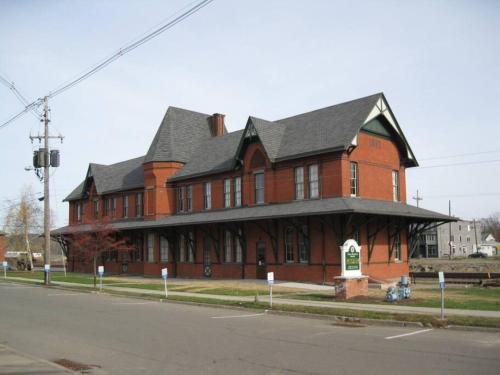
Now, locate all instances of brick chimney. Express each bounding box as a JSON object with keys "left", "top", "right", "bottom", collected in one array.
[{"left": 210, "top": 113, "right": 225, "bottom": 137}]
